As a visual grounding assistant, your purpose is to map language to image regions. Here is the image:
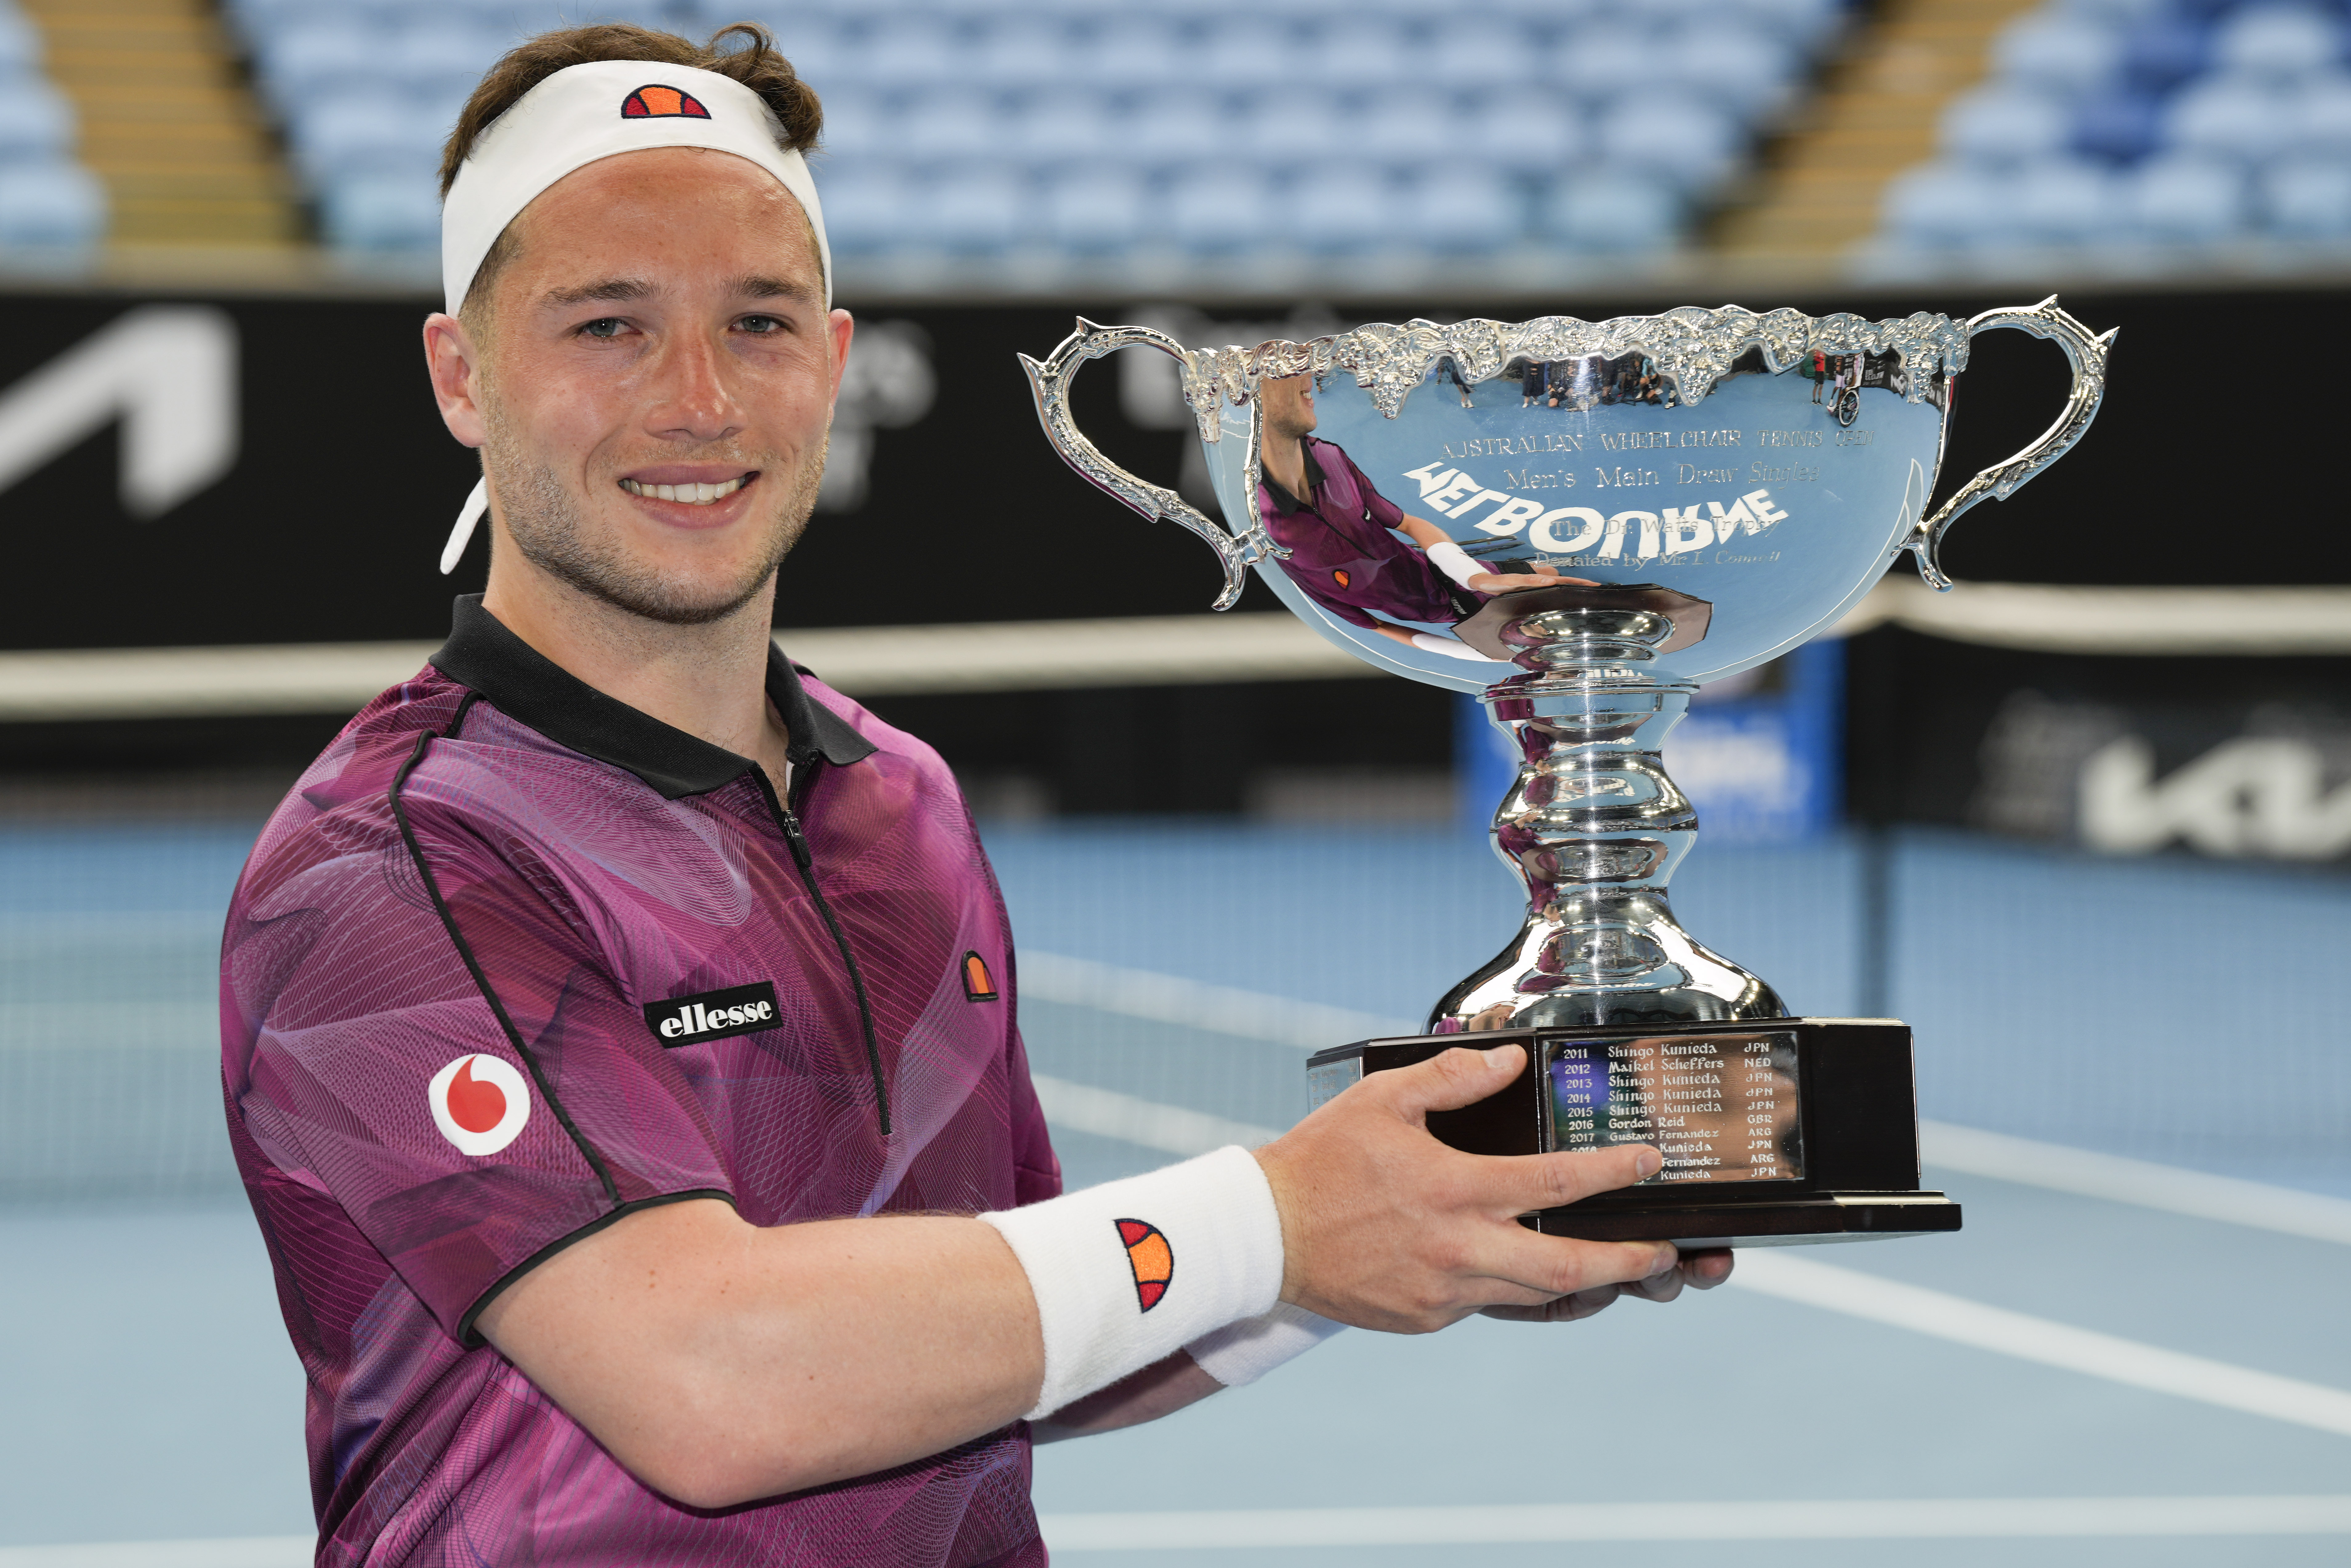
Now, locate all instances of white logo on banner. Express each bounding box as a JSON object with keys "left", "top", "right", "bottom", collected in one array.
[
  {"left": 427, "top": 1053, "right": 533, "bottom": 1157},
  {"left": 2081, "top": 736, "right": 2351, "bottom": 861},
  {"left": 0, "top": 306, "right": 239, "bottom": 518}
]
